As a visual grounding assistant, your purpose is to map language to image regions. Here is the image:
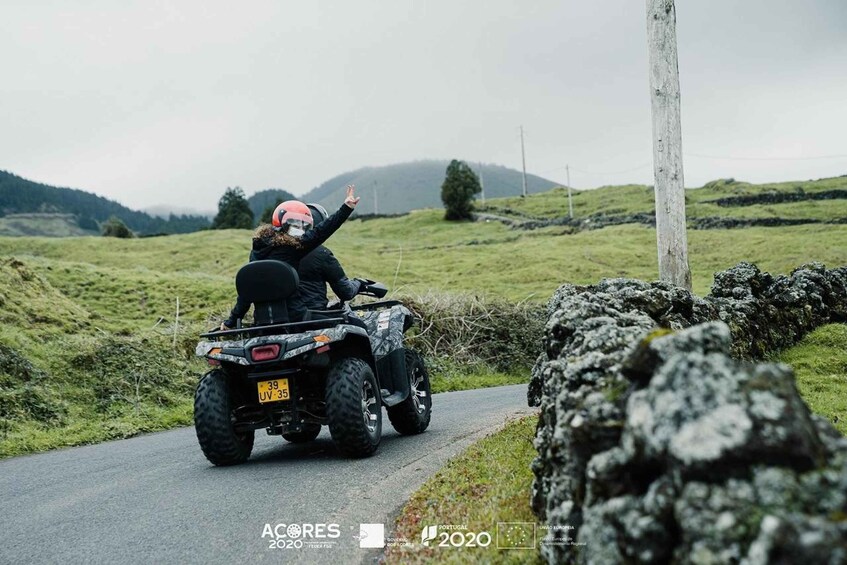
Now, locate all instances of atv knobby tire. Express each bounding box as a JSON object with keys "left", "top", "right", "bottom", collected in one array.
[
  {"left": 194, "top": 369, "right": 254, "bottom": 466},
  {"left": 387, "top": 350, "right": 432, "bottom": 435},
  {"left": 325, "top": 357, "right": 381, "bottom": 457},
  {"left": 282, "top": 423, "right": 321, "bottom": 444}
]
